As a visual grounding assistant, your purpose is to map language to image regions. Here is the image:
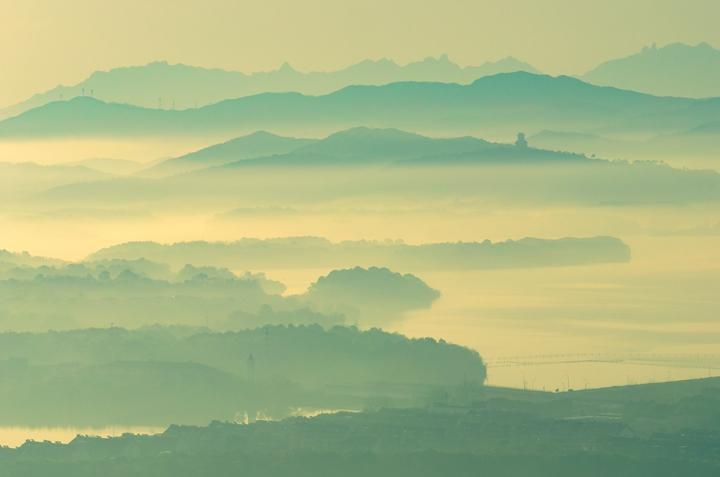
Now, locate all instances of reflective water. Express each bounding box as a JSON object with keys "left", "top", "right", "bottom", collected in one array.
[
  {"left": 267, "top": 234, "right": 720, "bottom": 390},
  {"left": 0, "top": 426, "right": 165, "bottom": 448}
]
